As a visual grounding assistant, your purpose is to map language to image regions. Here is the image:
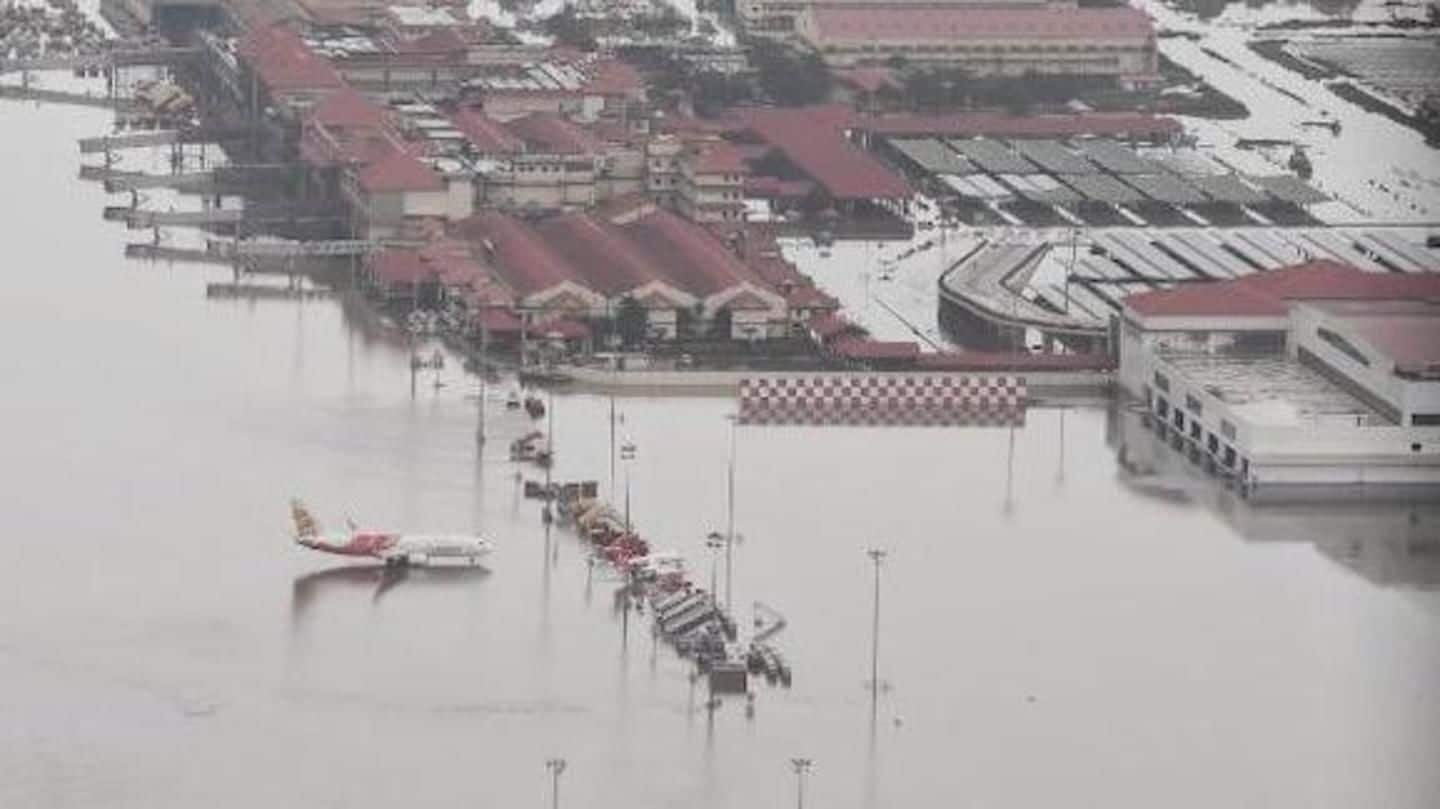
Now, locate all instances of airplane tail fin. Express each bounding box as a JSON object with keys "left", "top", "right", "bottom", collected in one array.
[{"left": 290, "top": 499, "right": 321, "bottom": 540}]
